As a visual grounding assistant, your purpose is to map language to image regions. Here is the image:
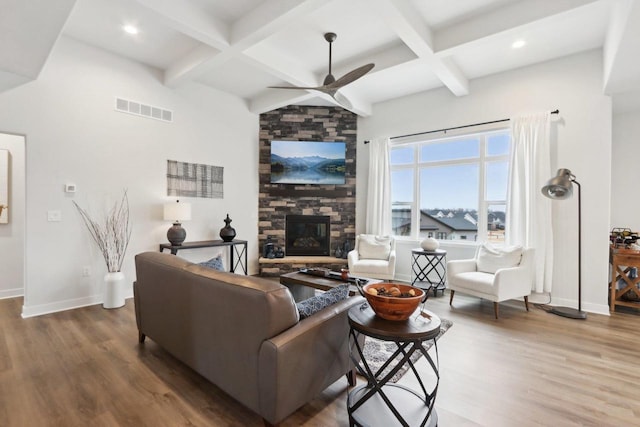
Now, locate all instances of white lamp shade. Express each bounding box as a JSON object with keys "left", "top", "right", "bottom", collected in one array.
[{"left": 164, "top": 201, "right": 191, "bottom": 222}]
